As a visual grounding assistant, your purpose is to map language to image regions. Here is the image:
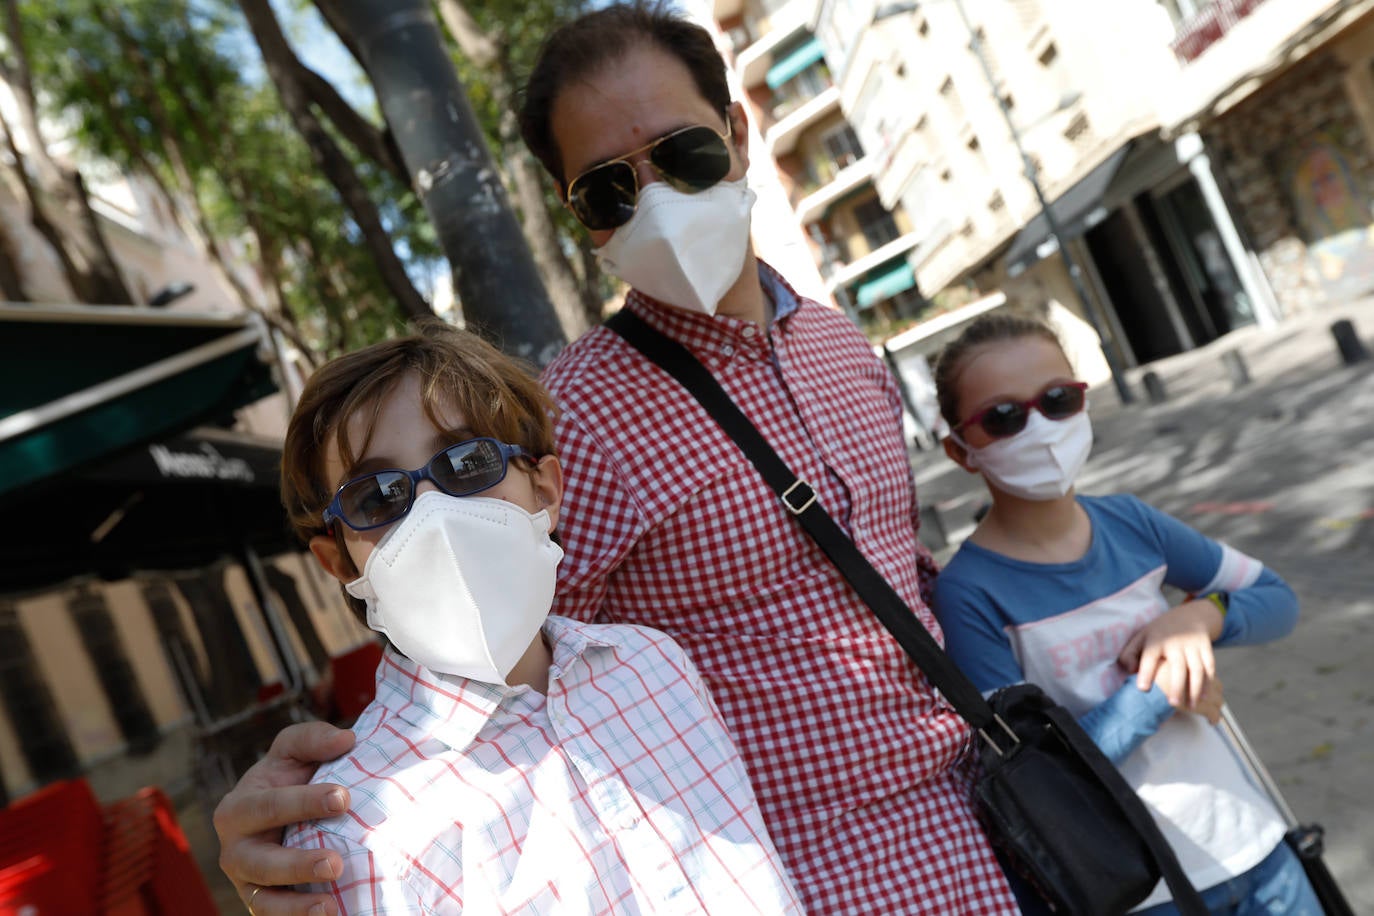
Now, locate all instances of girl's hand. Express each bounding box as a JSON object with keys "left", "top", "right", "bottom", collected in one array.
[
  {"left": 1118, "top": 599, "right": 1226, "bottom": 708},
  {"left": 1183, "top": 672, "right": 1225, "bottom": 725}
]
